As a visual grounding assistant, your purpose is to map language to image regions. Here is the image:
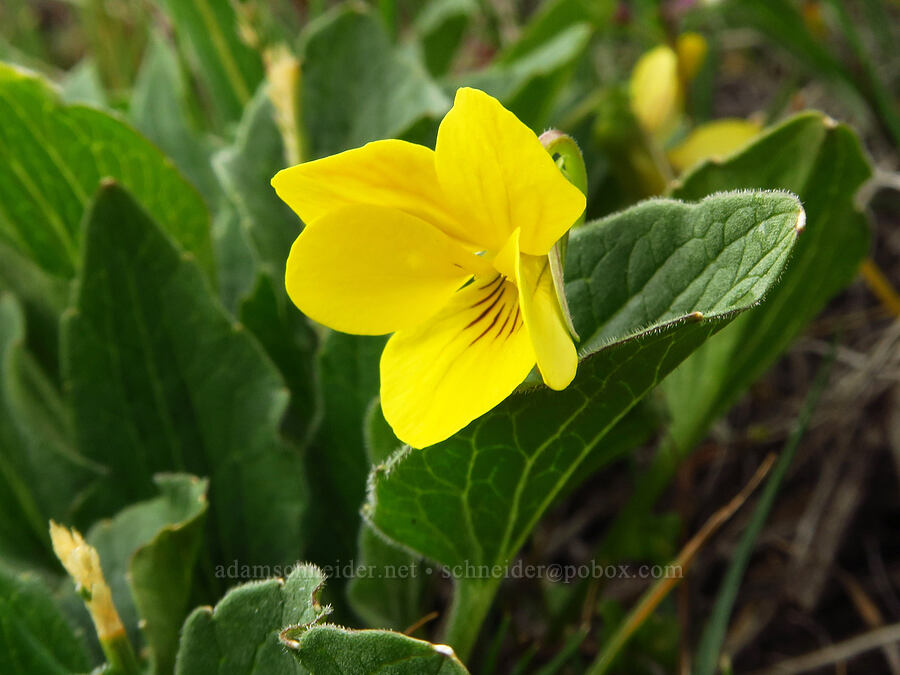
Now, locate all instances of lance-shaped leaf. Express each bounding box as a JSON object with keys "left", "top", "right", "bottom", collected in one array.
[
  {"left": 365, "top": 191, "right": 803, "bottom": 651},
  {"left": 415, "top": 0, "right": 476, "bottom": 77},
  {"left": 0, "top": 568, "right": 92, "bottom": 674},
  {"left": 88, "top": 474, "right": 208, "bottom": 675},
  {"left": 0, "top": 63, "right": 213, "bottom": 280},
  {"left": 131, "top": 35, "right": 222, "bottom": 205},
  {"left": 176, "top": 563, "right": 328, "bottom": 675},
  {"left": 663, "top": 112, "right": 871, "bottom": 450},
  {"left": 61, "top": 183, "right": 306, "bottom": 565},
  {"left": 154, "top": 0, "right": 263, "bottom": 126},
  {"left": 284, "top": 625, "right": 469, "bottom": 674}
]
